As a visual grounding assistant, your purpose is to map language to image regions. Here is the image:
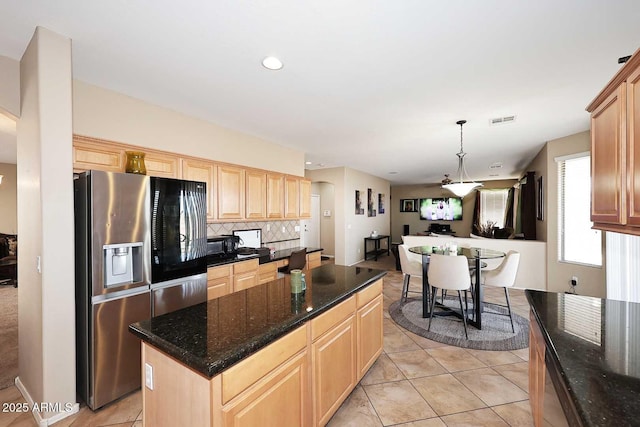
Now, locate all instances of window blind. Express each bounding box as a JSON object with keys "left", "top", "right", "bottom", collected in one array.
[
  {"left": 557, "top": 155, "right": 602, "bottom": 266},
  {"left": 479, "top": 189, "right": 509, "bottom": 228}
]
